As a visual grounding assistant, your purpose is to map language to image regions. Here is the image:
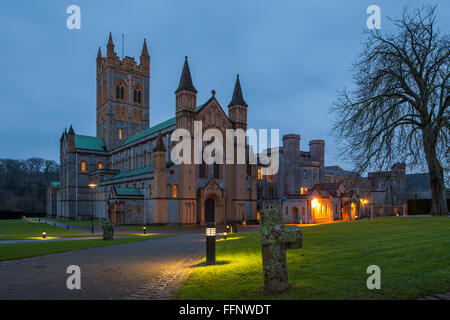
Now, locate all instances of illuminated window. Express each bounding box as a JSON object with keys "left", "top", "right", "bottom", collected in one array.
[
  {"left": 98, "top": 162, "right": 103, "bottom": 170},
  {"left": 257, "top": 169, "right": 263, "bottom": 180},
  {"left": 80, "top": 161, "right": 87, "bottom": 173},
  {"left": 118, "top": 129, "right": 123, "bottom": 140},
  {"left": 173, "top": 185, "right": 177, "bottom": 198},
  {"left": 300, "top": 187, "right": 308, "bottom": 195}
]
